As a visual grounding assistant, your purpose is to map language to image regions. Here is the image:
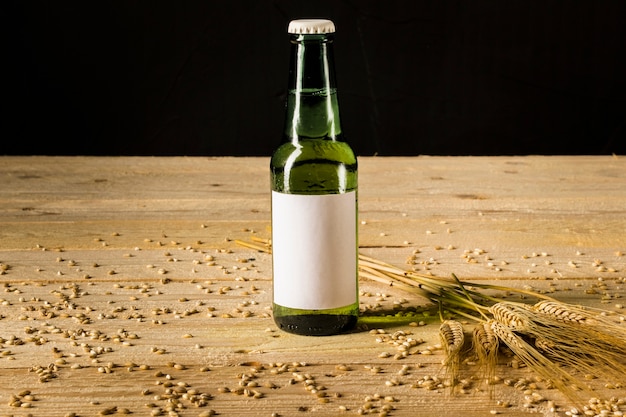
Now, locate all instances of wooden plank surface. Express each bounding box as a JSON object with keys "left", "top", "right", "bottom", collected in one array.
[{"left": 0, "top": 156, "right": 625, "bottom": 417}]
